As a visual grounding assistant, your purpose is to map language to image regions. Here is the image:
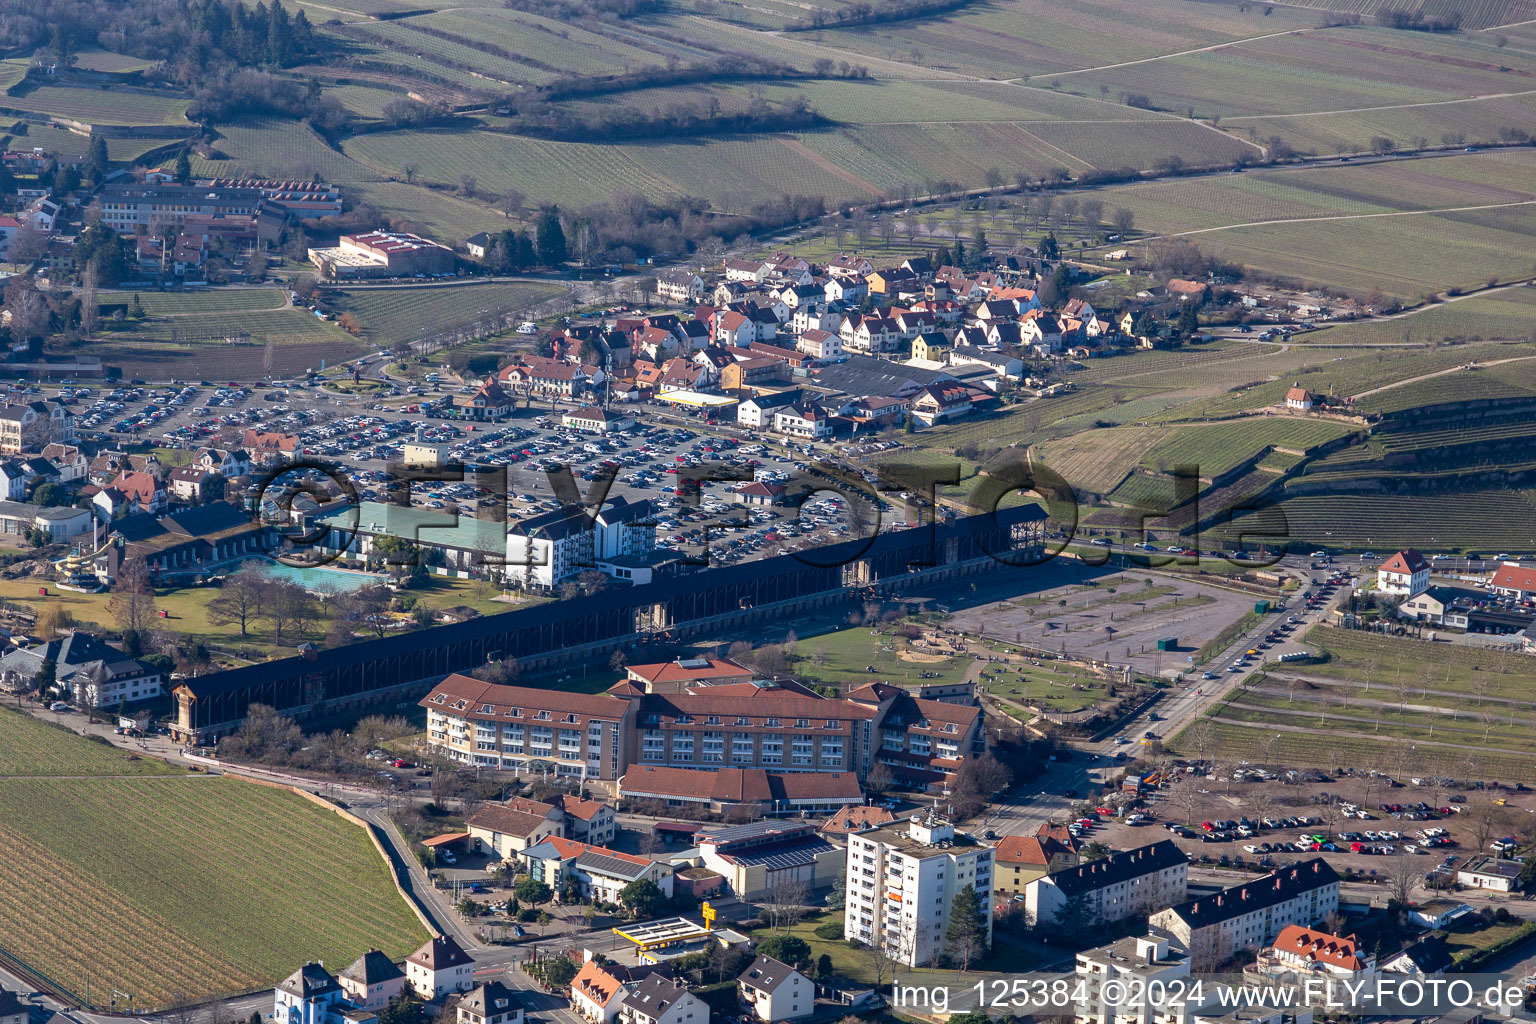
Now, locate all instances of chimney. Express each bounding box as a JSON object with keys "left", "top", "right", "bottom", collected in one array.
[{"left": 1192, "top": 902, "right": 1199, "bottom": 913}]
